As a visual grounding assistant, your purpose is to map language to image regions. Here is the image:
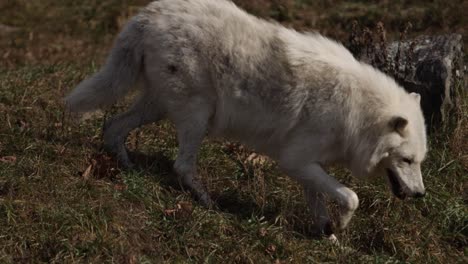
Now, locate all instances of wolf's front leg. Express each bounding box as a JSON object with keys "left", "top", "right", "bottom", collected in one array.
[{"left": 281, "top": 163, "right": 359, "bottom": 235}]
